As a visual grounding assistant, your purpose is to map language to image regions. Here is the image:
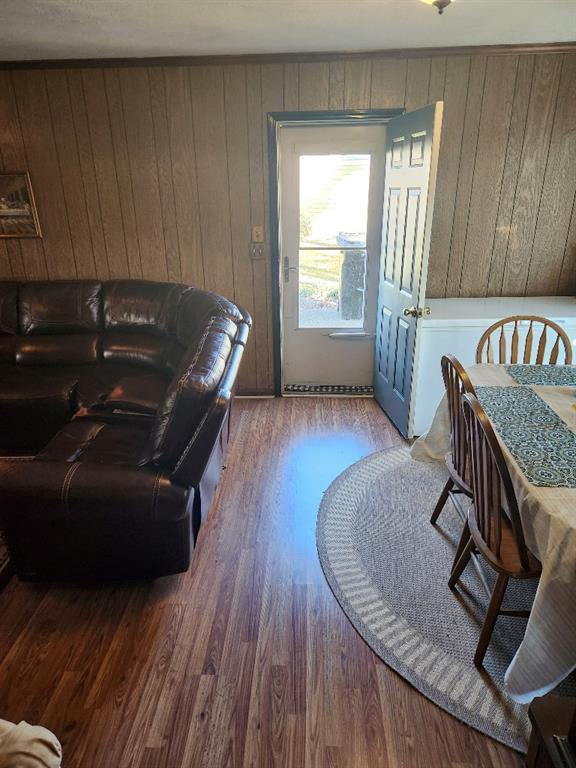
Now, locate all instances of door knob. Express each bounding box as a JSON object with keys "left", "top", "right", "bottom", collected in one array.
[{"left": 403, "top": 306, "right": 431, "bottom": 318}]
